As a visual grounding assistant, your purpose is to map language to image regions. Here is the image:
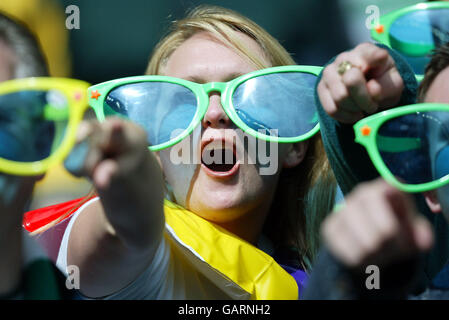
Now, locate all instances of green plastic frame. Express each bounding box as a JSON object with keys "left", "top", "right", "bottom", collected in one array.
[
  {"left": 88, "top": 65, "right": 323, "bottom": 151},
  {"left": 371, "top": 1, "right": 449, "bottom": 57},
  {"left": 354, "top": 103, "right": 449, "bottom": 193}
]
